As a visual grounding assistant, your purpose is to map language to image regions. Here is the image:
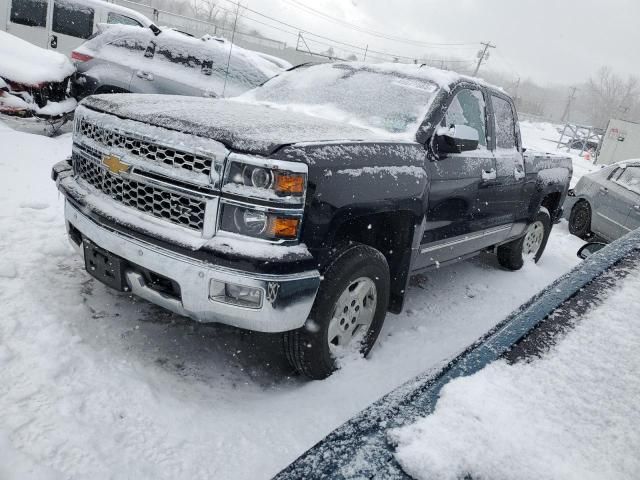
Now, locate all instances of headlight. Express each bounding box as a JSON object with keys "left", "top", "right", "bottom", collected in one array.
[
  {"left": 220, "top": 203, "right": 301, "bottom": 241},
  {"left": 223, "top": 154, "right": 307, "bottom": 204}
]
